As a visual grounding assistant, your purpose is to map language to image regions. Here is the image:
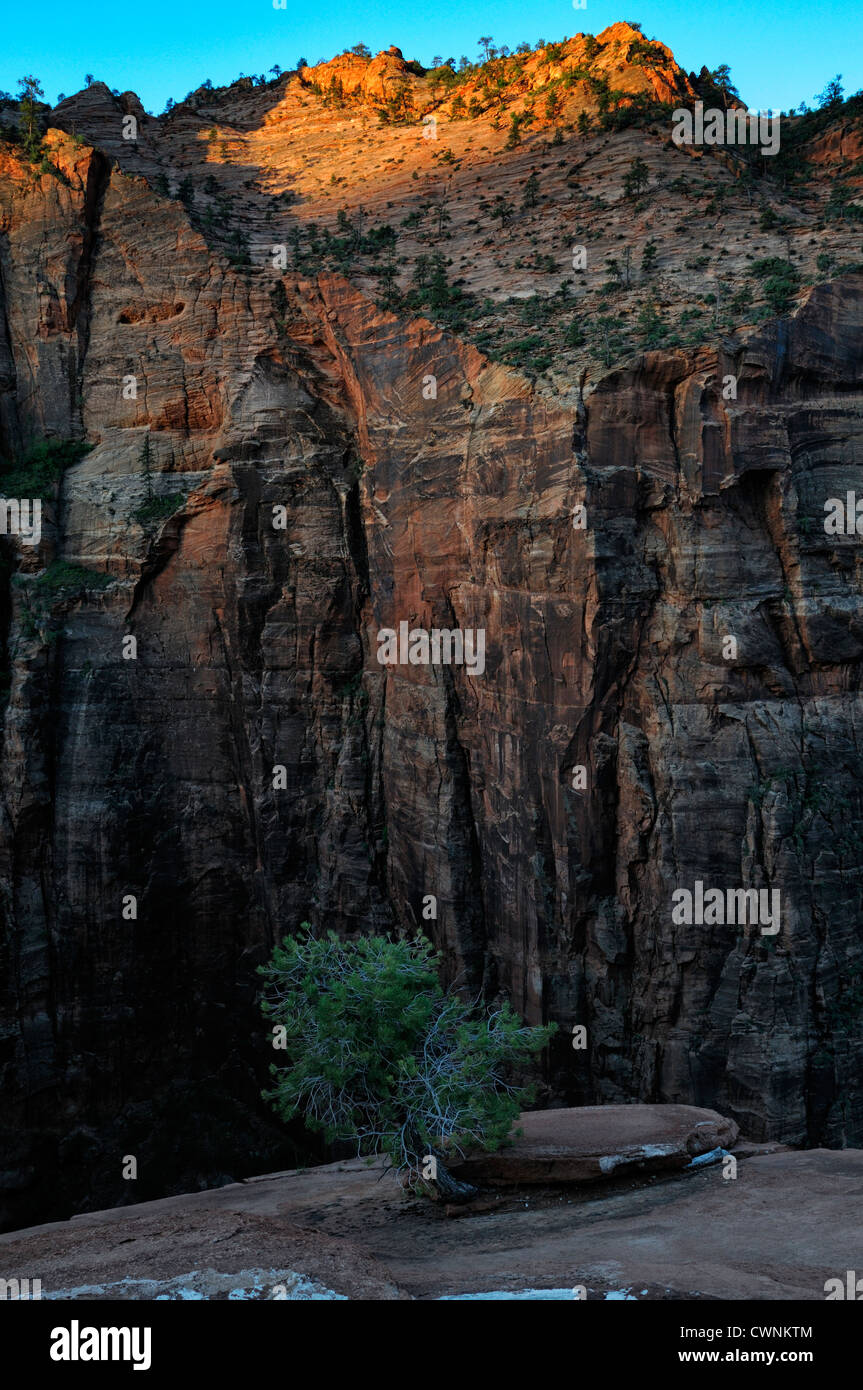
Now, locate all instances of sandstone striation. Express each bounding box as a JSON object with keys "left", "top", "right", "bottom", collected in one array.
[{"left": 0, "top": 30, "right": 862, "bottom": 1230}]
